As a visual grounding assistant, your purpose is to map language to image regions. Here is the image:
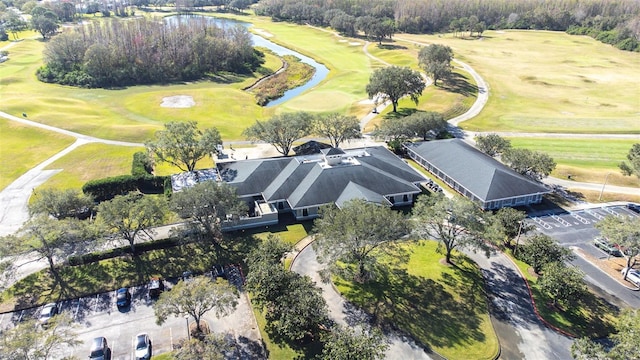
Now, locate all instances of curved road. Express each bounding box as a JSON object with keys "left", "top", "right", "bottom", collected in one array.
[{"left": 0, "top": 33, "right": 637, "bottom": 359}]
